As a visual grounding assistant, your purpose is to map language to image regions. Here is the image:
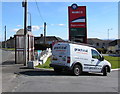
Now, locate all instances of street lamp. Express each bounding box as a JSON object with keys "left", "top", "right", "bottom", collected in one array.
[
  {"left": 108, "top": 28, "right": 112, "bottom": 40},
  {"left": 27, "top": 12, "right": 32, "bottom": 32}
]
